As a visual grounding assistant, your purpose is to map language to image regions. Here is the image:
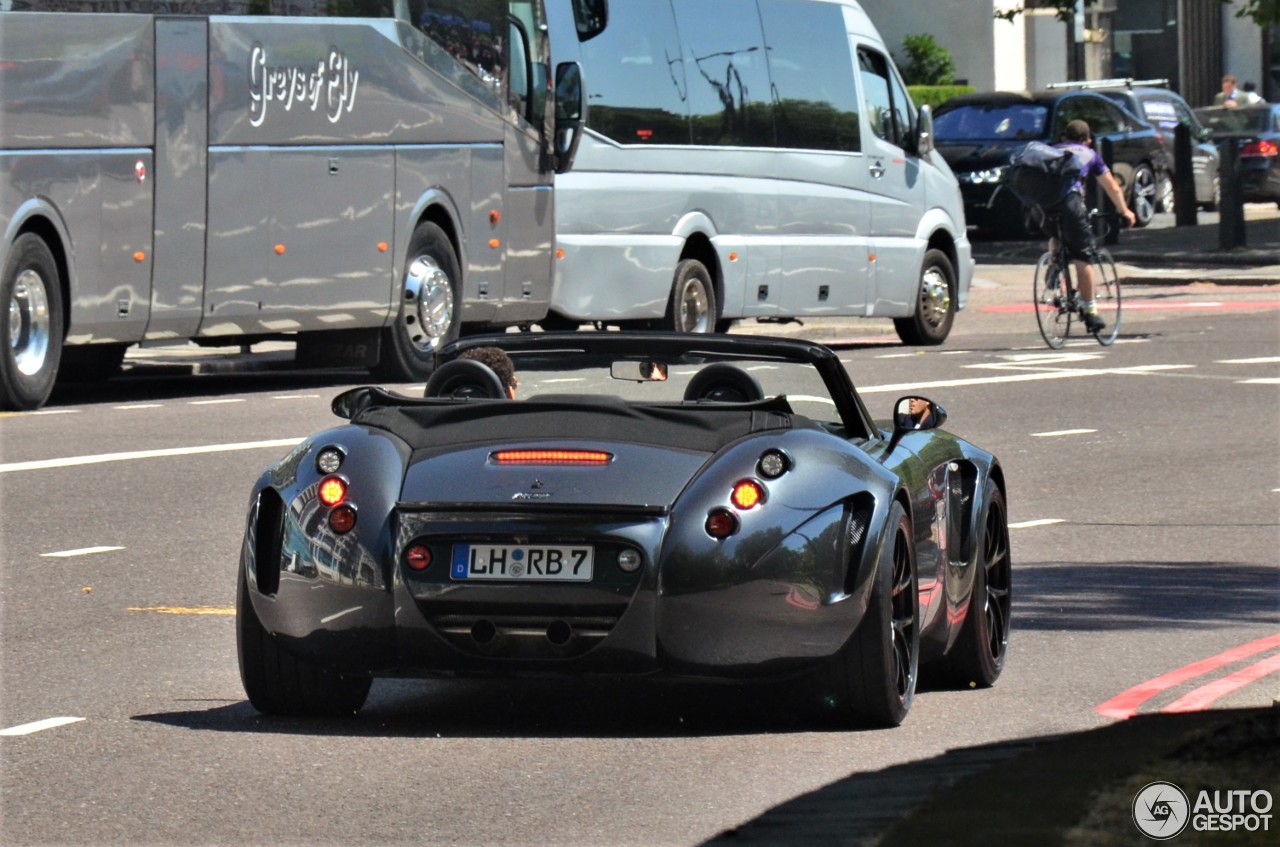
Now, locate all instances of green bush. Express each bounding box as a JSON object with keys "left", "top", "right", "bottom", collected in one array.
[
  {"left": 900, "top": 33, "right": 955, "bottom": 85},
  {"left": 908, "top": 85, "right": 976, "bottom": 110}
]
